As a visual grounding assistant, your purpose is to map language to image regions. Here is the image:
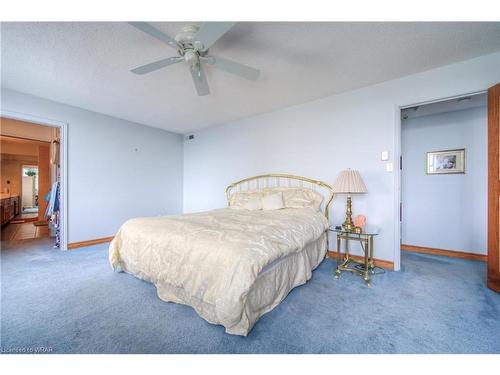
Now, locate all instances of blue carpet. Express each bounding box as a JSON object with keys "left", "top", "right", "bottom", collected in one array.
[{"left": 1, "top": 238, "right": 499, "bottom": 354}]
